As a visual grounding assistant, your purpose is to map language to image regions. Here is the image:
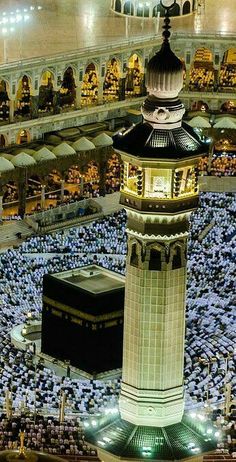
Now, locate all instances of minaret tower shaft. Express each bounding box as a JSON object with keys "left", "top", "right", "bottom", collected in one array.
[{"left": 115, "top": 0, "right": 205, "bottom": 427}]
